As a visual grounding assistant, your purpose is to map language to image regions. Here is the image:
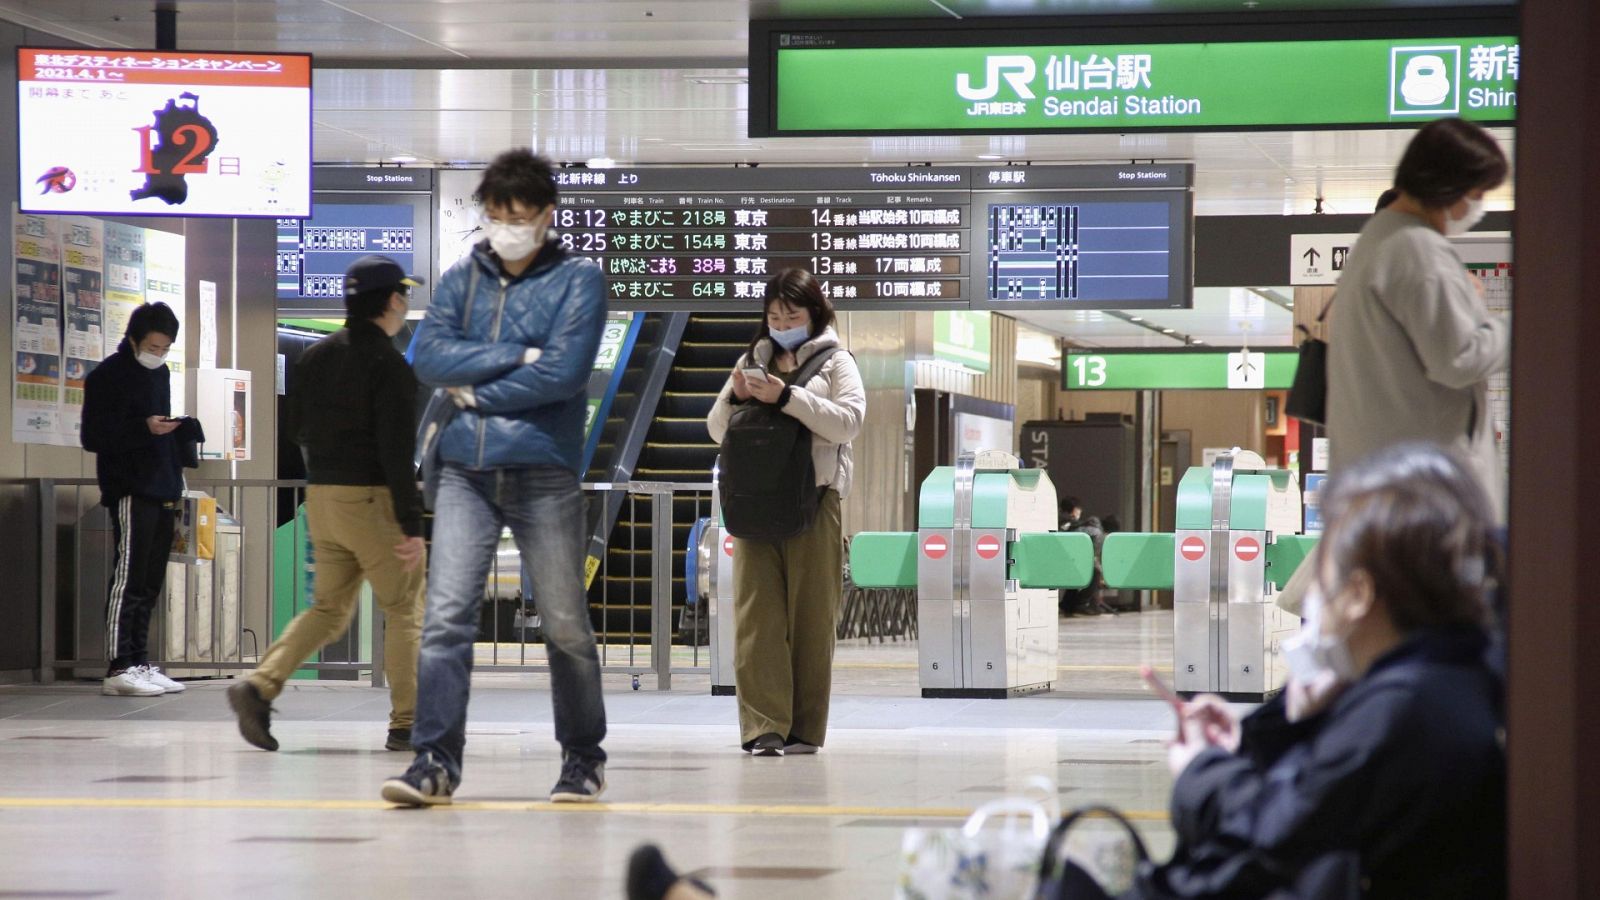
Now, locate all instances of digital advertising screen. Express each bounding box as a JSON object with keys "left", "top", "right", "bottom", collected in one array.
[{"left": 16, "top": 48, "right": 313, "bottom": 218}]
